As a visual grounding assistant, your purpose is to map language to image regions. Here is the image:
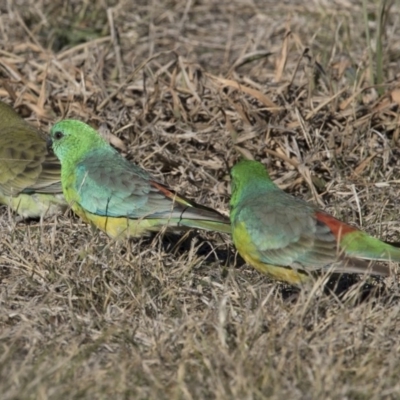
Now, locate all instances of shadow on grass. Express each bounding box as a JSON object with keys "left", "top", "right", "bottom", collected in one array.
[
  {"left": 138, "top": 231, "right": 400, "bottom": 306},
  {"left": 14, "top": 215, "right": 400, "bottom": 307}
]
